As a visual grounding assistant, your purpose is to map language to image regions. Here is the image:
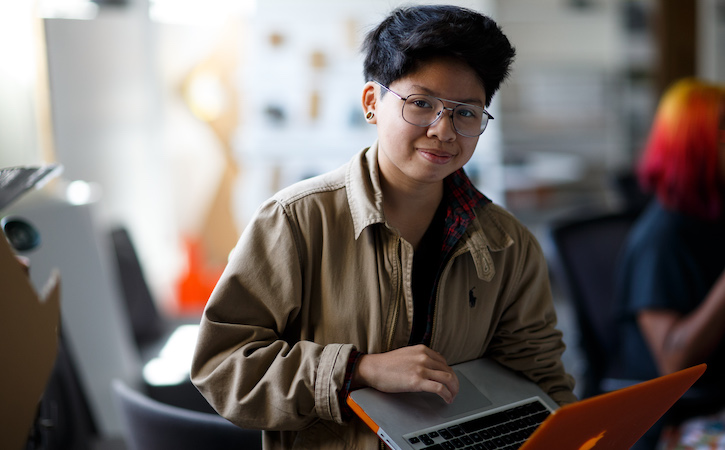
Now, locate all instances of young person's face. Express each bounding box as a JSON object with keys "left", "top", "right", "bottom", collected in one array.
[{"left": 363, "top": 56, "right": 487, "bottom": 190}]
